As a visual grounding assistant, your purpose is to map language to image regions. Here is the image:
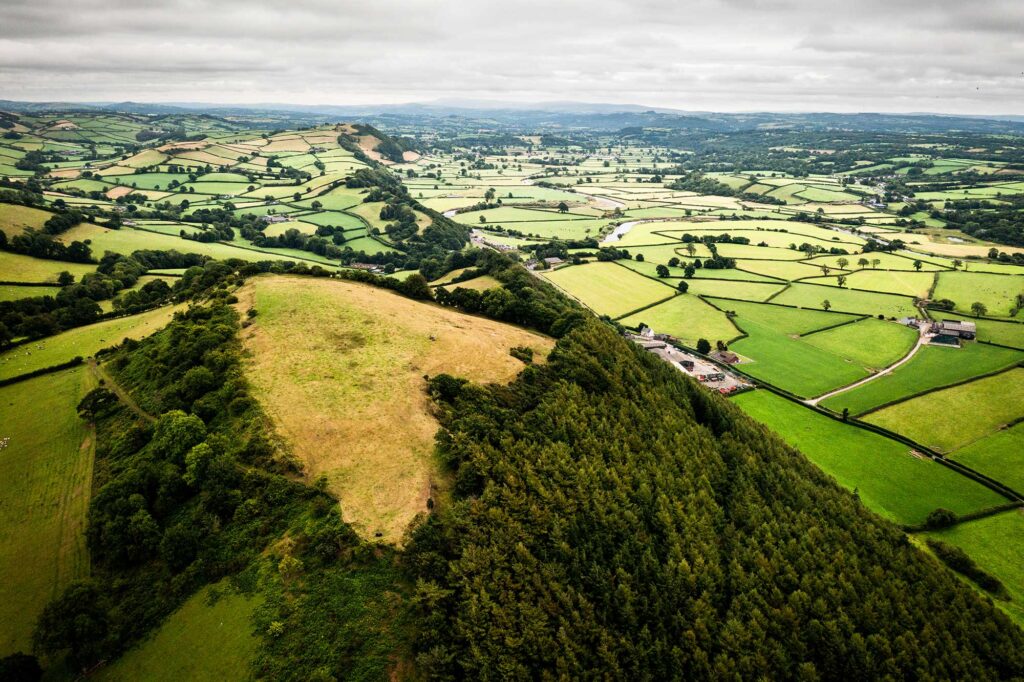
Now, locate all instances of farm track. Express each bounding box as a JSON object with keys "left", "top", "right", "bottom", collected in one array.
[
  {"left": 88, "top": 359, "right": 155, "bottom": 422},
  {"left": 805, "top": 324, "right": 928, "bottom": 406}
]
